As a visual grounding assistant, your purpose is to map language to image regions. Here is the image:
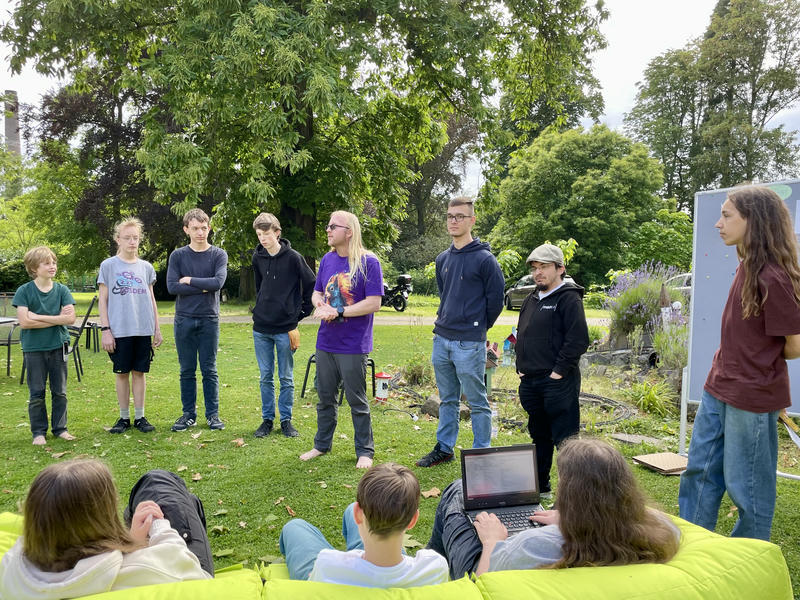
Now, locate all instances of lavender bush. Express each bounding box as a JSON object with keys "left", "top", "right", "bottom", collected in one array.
[{"left": 605, "top": 262, "right": 684, "bottom": 336}]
